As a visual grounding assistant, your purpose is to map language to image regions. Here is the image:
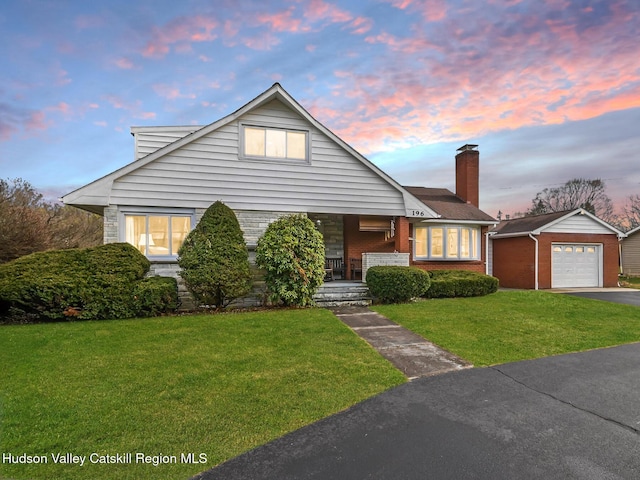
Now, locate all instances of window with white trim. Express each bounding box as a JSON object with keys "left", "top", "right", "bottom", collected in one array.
[
  {"left": 125, "top": 214, "right": 191, "bottom": 258},
  {"left": 414, "top": 225, "right": 479, "bottom": 260},
  {"left": 242, "top": 125, "right": 308, "bottom": 161}
]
